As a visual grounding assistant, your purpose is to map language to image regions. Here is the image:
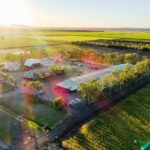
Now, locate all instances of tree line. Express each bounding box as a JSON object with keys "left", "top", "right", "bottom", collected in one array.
[
  {"left": 73, "top": 39, "right": 150, "bottom": 51},
  {"left": 78, "top": 59, "right": 150, "bottom": 104},
  {"left": 102, "top": 52, "right": 144, "bottom": 65},
  {"left": 0, "top": 44, "right": 144, "bottom": 67},
  {"left": 22, "top": 80, "right": 44, "bottom": 97}
]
